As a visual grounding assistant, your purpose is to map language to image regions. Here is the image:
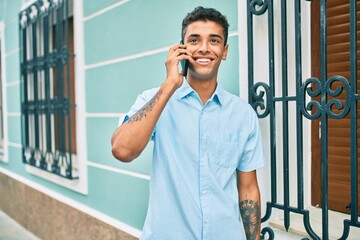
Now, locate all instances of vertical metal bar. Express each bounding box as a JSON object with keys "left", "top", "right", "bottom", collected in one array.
[
  {"left": 349, "top": 0, "right": 358, "bottom": 223},
  {"left": 247, "top": 5, "right": 278, "bottom": 208},
  {"left": 56, "top": 3, "right": 65, "bottom": 154},
  {"left": 280, "top": 0, "right": 290, "bottom": 231},
  {"left": 32, "top": 19, "right": 39, "bottom": 157},
  {"left": 43, "top": 9, "right": 51, "bottom": 169},
  {"left": 320, "top": 0, "right": 329, "bottom": 238},
  {"left": 21, "top": 25, "right": 29, "bottom": 161},
  {"left": 294, "top": 0, "right": 304, "bottom": 210},
  {"left": 64, "top": 0, "right": 73, "bottom": 177},
  {"left": 247, "top": 0, "right": 254, "bottom": 104},
  {"left": 268, "top": 0, "right": 277, "bottom": 204}
]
